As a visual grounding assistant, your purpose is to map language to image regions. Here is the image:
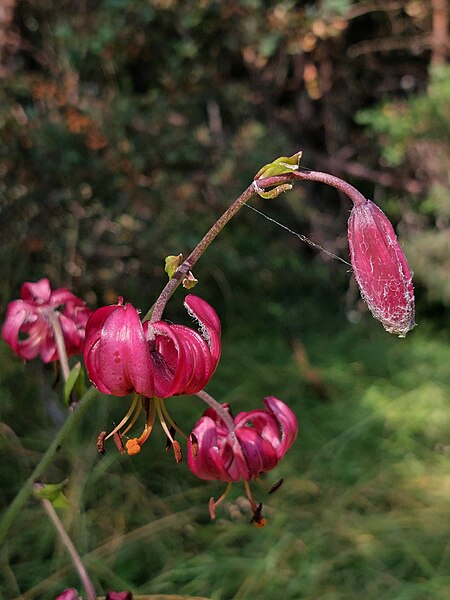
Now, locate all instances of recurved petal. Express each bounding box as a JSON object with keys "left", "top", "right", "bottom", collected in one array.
[
  {"left": 219, "top": 434, "right": 251, "bottom": 481},
  {"left": 184, "top": 295, "right": 221, "bottom": 367},
  {"left": 84, "top": 303, "right": 154, "bottom": 396},
  {"left": 50, "top": 287, "right": 85, "bottom": 308},
  {"left": 20, "top": 279, "right": 52, "bottom": 305},
  {"left": 235, "top": 427, "right": 278, "bottom": 478},
  {"left": 58, "top": 313, "right": 85, "bottom": 355},
  {"left": 148, "top": 321, "right": 188, "bottom": 397},
  {"left": 188, "top": 415, "right": 234, "bottom": 481},
  {"left": 263, "top": 396, "right": 298, "bottom": 458},
  {"left": 235, "top": 408, "right": 281, "bottom": 446},
  {"left": 1, "top": 300, "right": 51, "bottom": 361},
  {"left": 63, "top": 301, "right": 92, "bottom": 330},
  {"left": 149, "top": 321, "right": 214, "bottom": 397},
  {"left": 169, "top": 324, "right": 214, "bottom": 392}
]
